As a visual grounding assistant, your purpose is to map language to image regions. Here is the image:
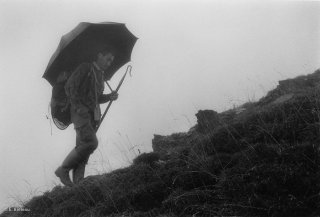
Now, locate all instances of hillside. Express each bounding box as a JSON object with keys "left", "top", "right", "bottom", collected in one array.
[{"left": 2, "top": 69, "right": 320, "bottom": 217}]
